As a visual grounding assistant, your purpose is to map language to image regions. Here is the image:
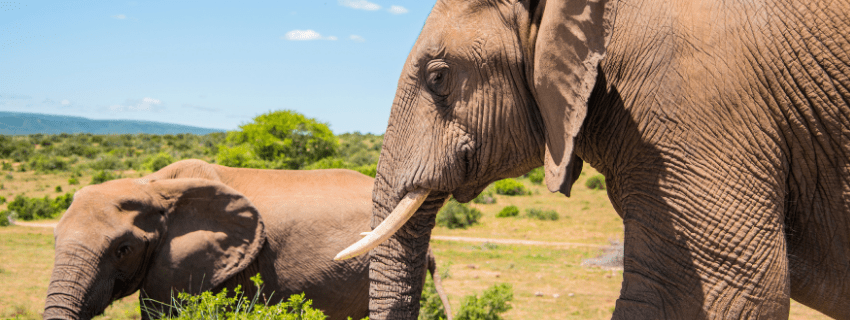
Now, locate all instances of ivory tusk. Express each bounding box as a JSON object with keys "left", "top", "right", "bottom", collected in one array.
[
  {"left": 335, "top": 188, "right": 431, "bottom": 260},
  {"left": 360, "top": 232, "right": 371, "bottom": 236}
]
